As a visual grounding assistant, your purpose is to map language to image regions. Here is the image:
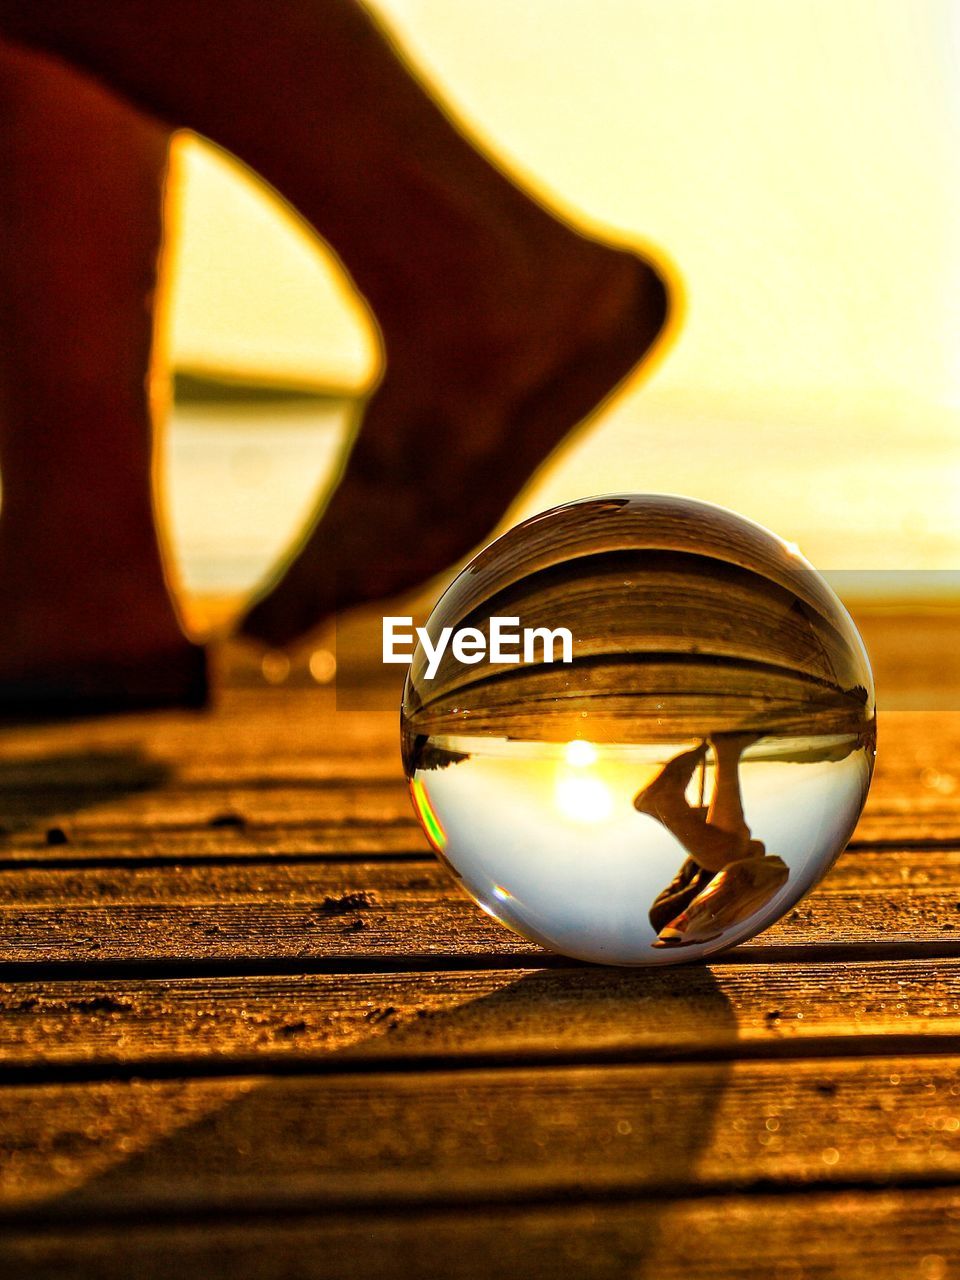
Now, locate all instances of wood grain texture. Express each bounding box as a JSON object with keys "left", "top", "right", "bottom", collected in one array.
[
  {"left": 2, "top": 1188, "right": 959, "bottom": 1280},
  {"left": 0, "top": 630, "right": 956, "bottom": 1279},
  {"left": 1, "top": 848, "right": 960, "bottom": 967},
  {"left": 0, "top": 687, "right": 947, "bottom": 770},
  {"left": 0, "top": 959, "right": 959, "bottom": 1071},
  {"left": 0, "top": 705, "right": 955, "bottom": 858},
  {"left": 2, "top": 1057, "right": 960, "bottom": 1212}
]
